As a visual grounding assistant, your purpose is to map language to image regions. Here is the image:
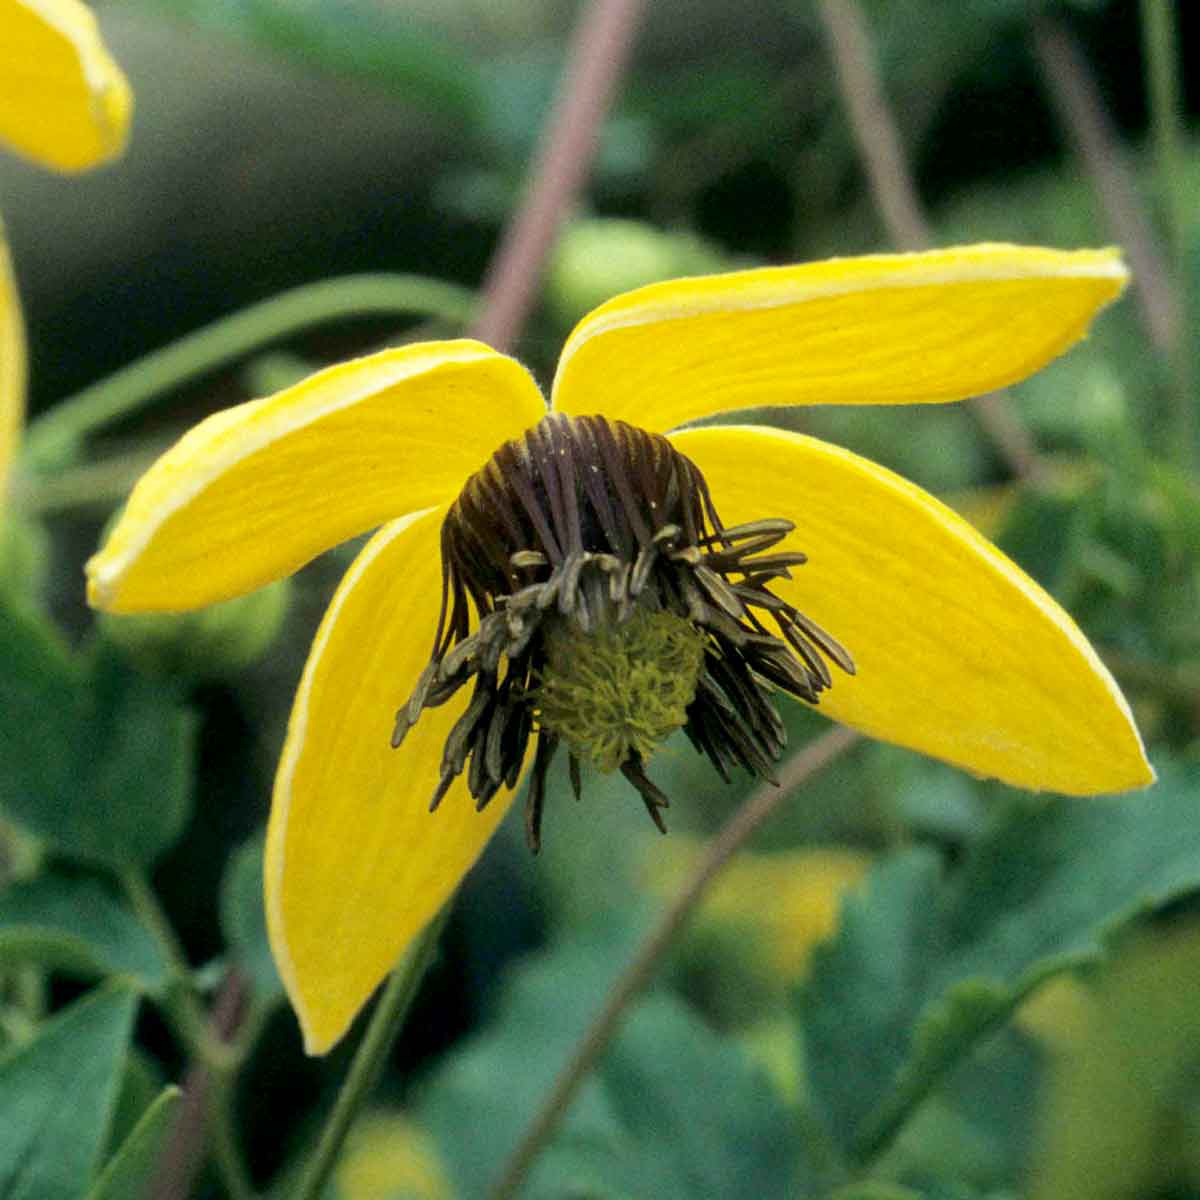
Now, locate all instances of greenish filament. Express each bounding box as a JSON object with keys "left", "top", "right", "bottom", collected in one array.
[{"left": 535, "top": 608, "right": 707, "bottom": 773}]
